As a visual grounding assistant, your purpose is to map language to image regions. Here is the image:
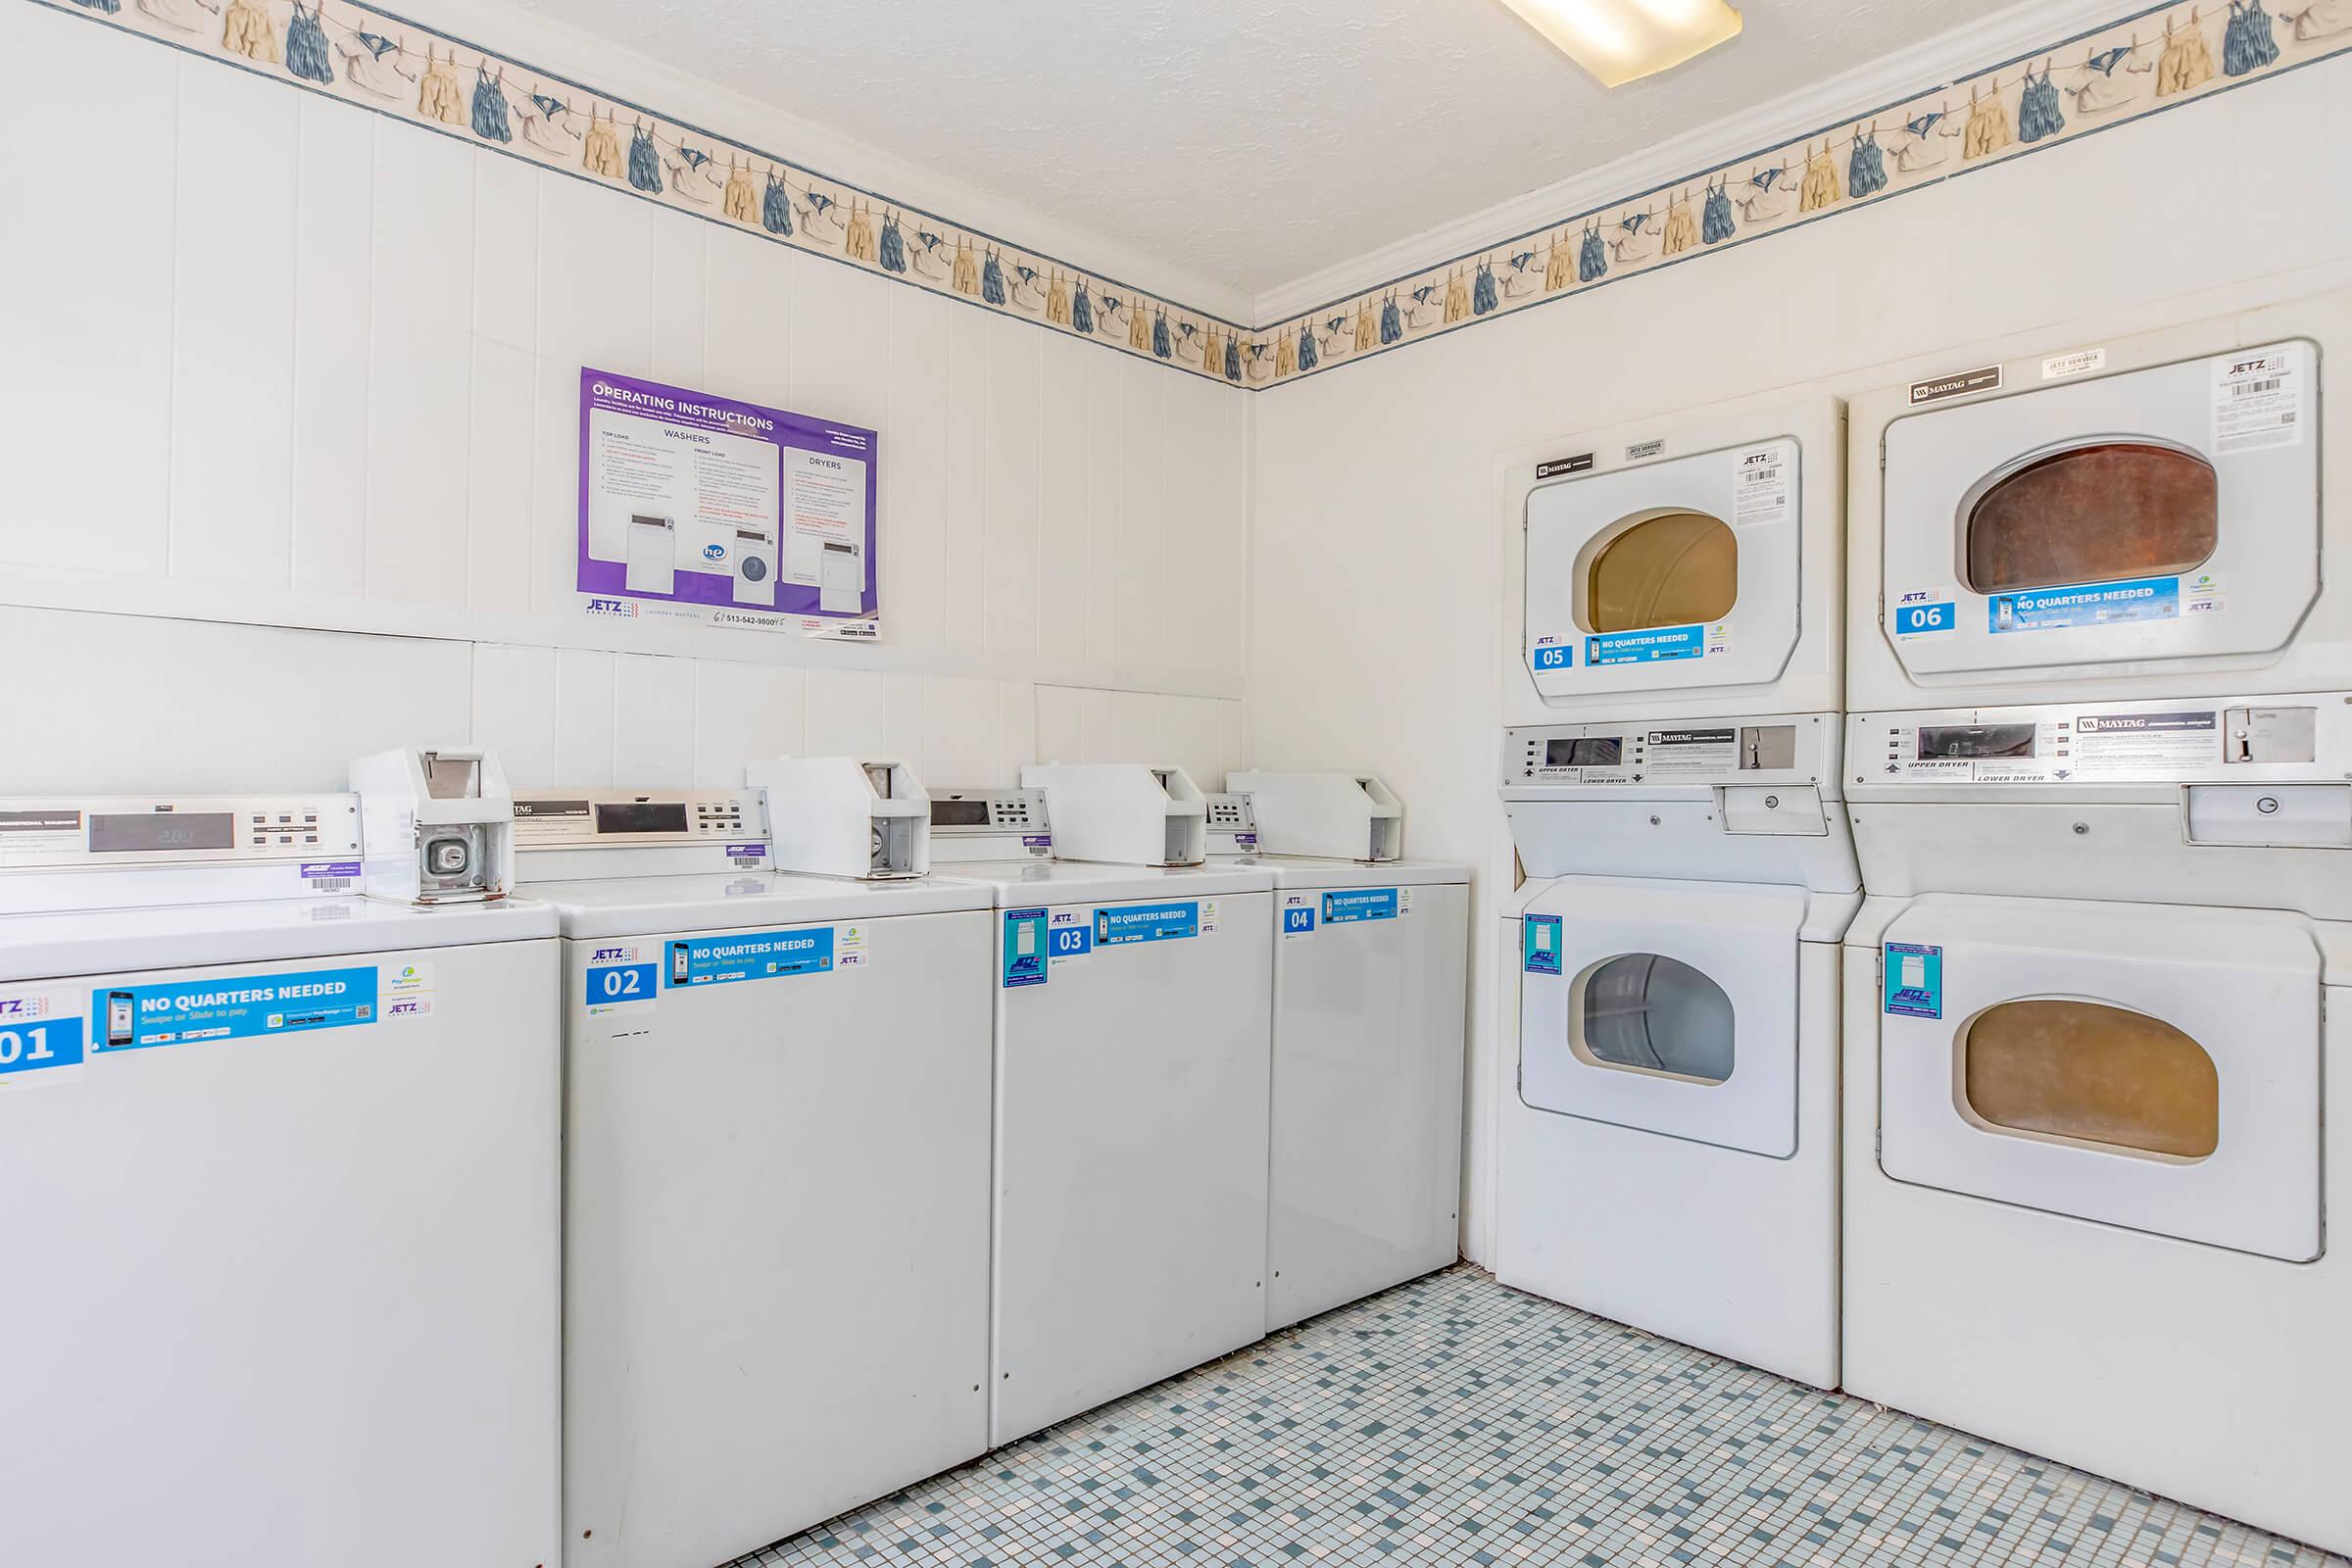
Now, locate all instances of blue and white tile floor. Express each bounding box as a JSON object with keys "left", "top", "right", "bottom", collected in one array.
[{"left": 731, "top": 1265, "right": 2347, "bottom": 1568}]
